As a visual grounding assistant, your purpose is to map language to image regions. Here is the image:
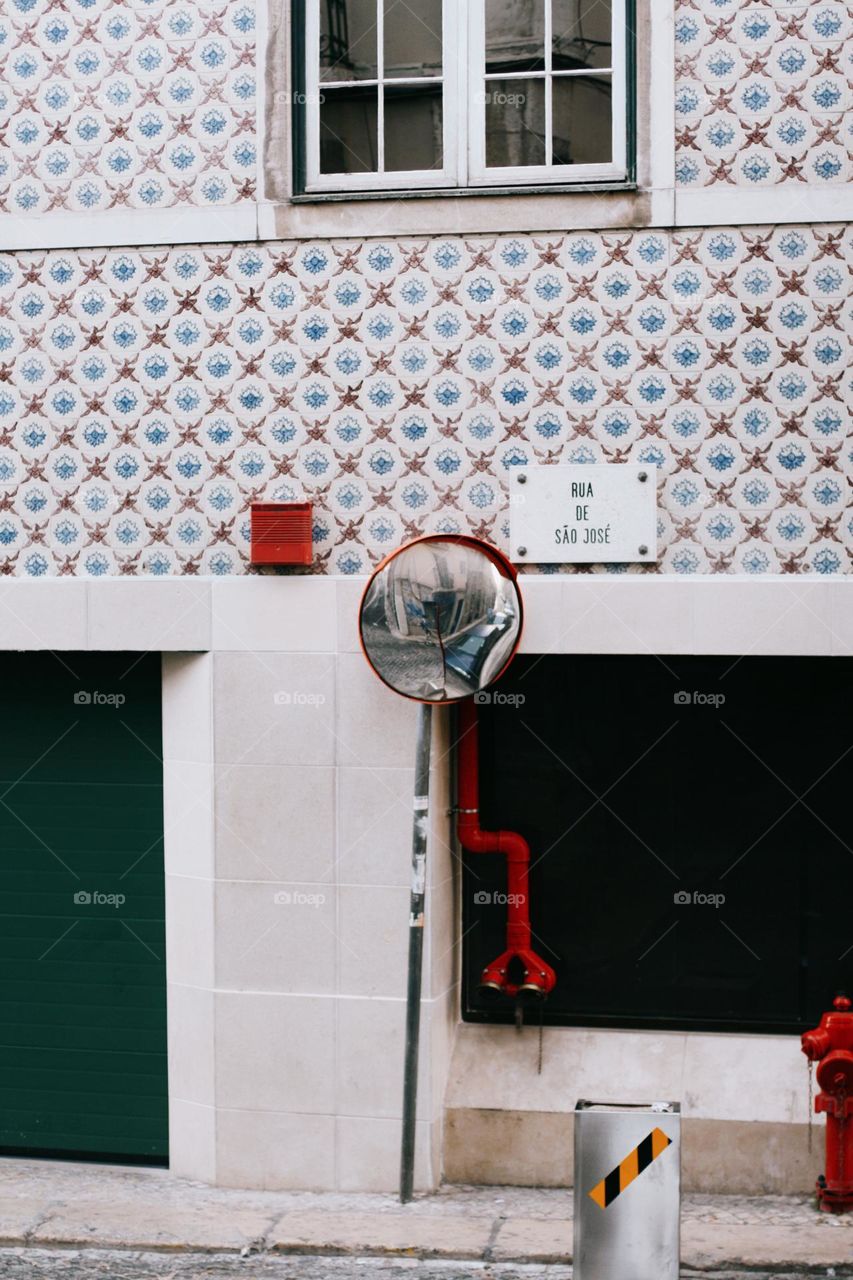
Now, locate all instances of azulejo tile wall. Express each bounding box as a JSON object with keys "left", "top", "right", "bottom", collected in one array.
[
  {"left": 0, "top": 227, "right": 849, "bottom": 577},
  {"left": 0, "top": 0, "right": 256, "bottom": 216},
  {"left": 675, "top": 0, "right": 853, "bottom": 188}
]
